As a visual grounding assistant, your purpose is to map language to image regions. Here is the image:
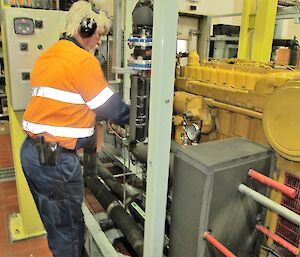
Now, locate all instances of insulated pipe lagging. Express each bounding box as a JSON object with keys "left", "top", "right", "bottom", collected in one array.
[
  {"left": 85, "top": 176, "right": 144, "bottom": 257},
  {"left": 130, "top": 140, "right": 184, "bottom": 164},
  {"left": 131, "top": 142, "right": 148, "bottom": 163},
  {"left": 239, "top": 184, "right": 300, "bottom": 226},
  {"left": 96, "top": 160, "right": 128, "bottom": 201}
]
